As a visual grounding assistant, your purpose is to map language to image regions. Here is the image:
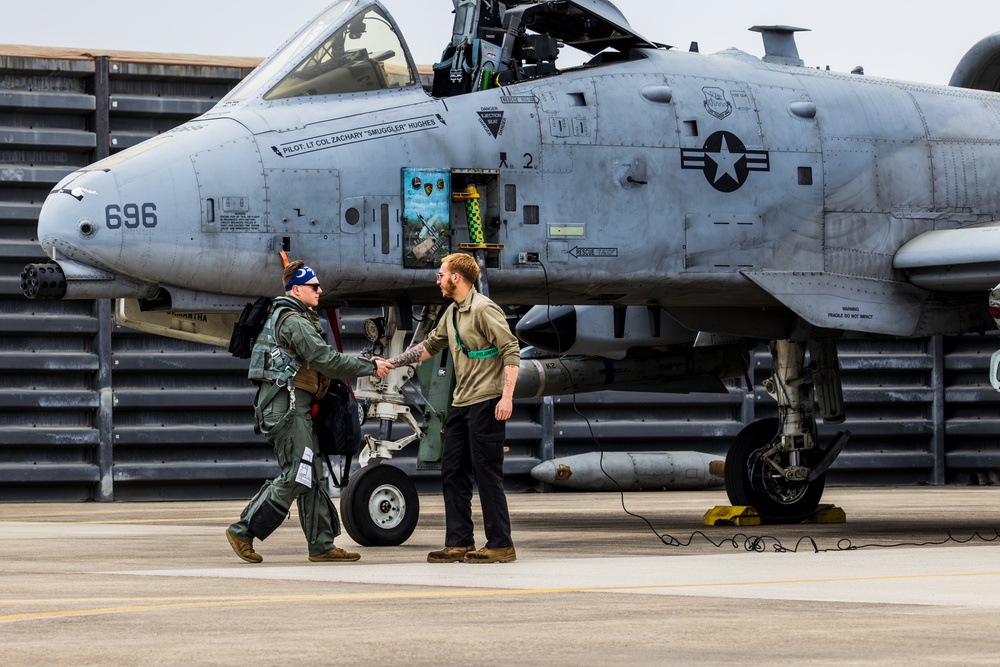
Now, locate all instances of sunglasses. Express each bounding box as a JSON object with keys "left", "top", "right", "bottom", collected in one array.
[{"left": 297, "top": 283, "right": 321, "bottom": 291}]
